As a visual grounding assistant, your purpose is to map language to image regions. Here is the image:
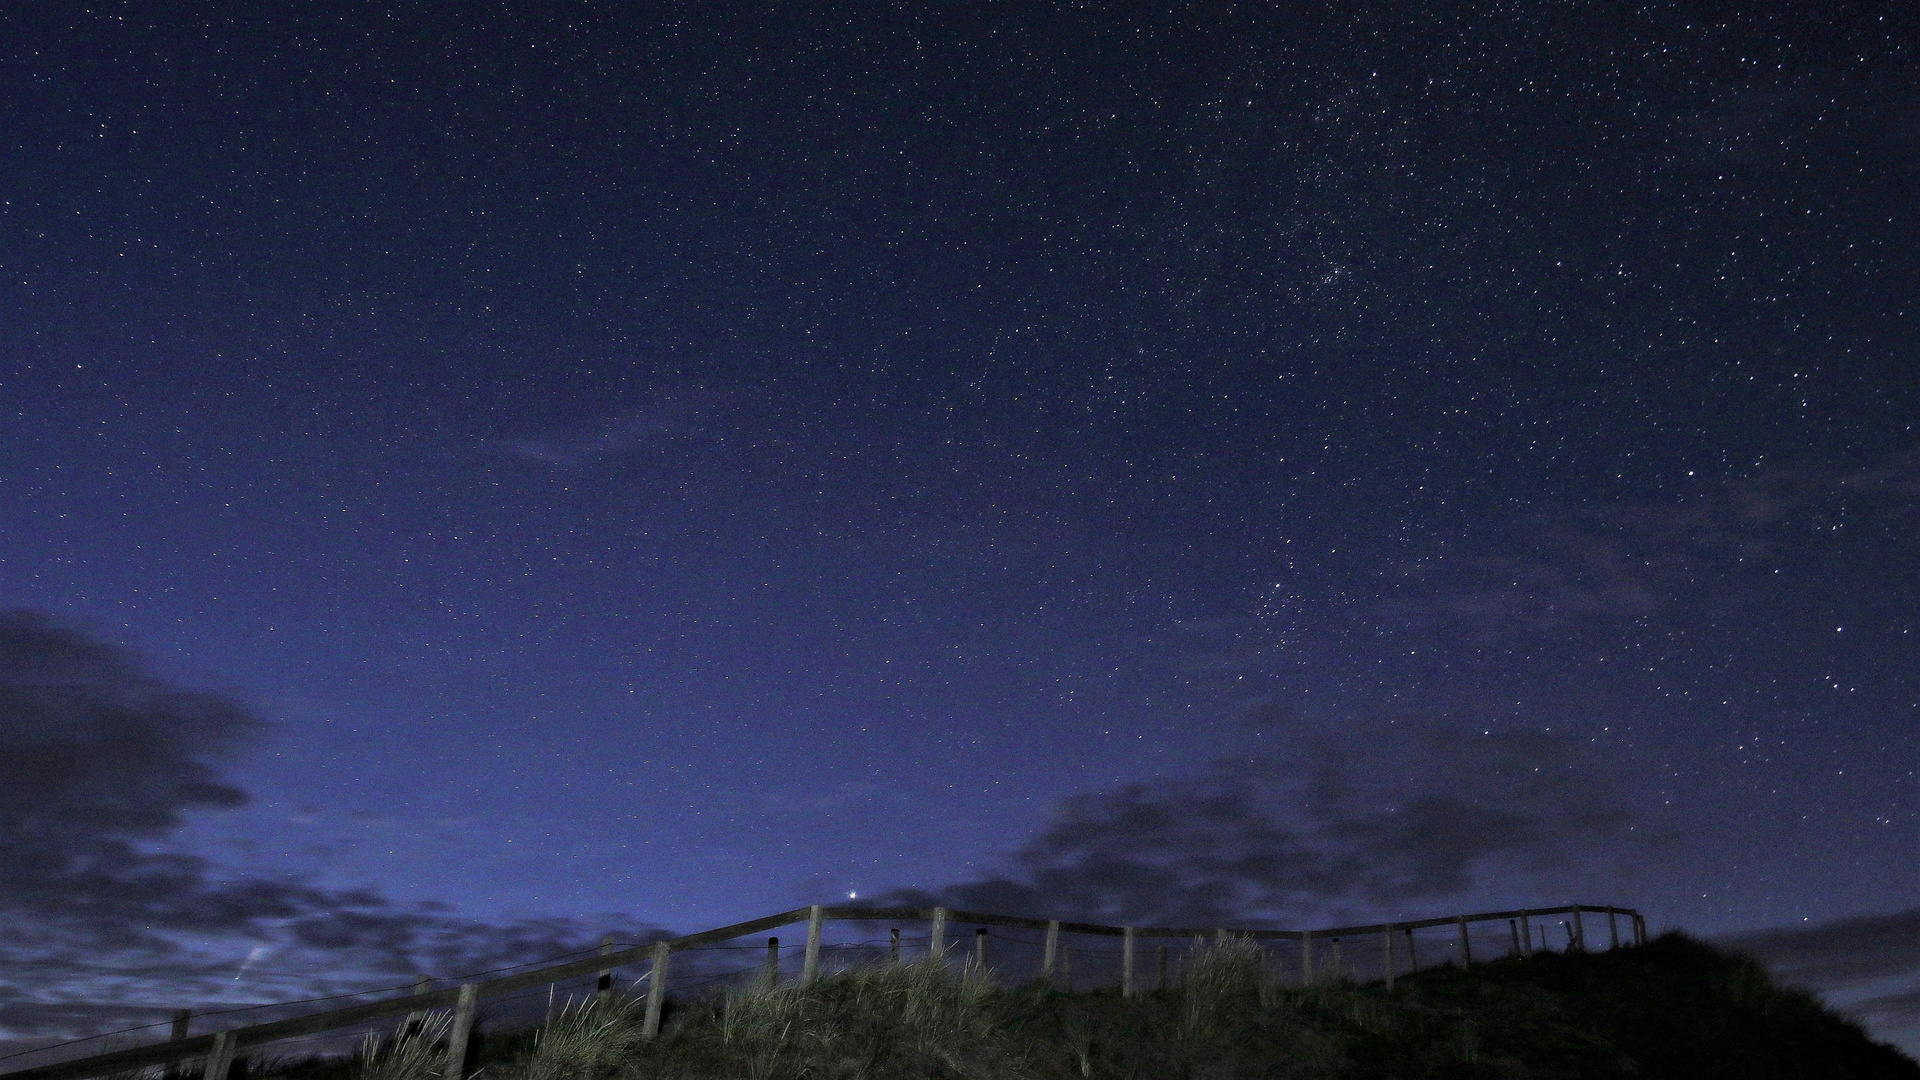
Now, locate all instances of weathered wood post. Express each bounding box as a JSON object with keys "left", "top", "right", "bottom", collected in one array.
[
  {"left": 764, "top": 937, "right": 780, "bottom": 984},
  {"left": 164, "top": 1009, "right": 192, "bottom": 1080},
  {"left": 642, "top": 941, "right": 671, "bottom": 1039},
  {"left": 1519, "top": 912, "right": 1533, "bottom": 958},
  {"left": 1457, "top": 916, "right": 1472, "bottom": 967},
  {"left": 444, "top": 983, "right": 478, "bottom": 1080},
  {"left": 801, "top": 905, "right": 825, "bottom": 985},
  {"left": 930, "top": 907, "right": 948, "bottom": 962},
  {"left": 1633, "top": 912, "right": 1647, "bottom": 946},
  {"left": 1301, "top": 930, "right": 1315, "bottom": 984},
  {"left": 1382, "top": 925, "right": 1395, "bottom": 990},
  {"left": 598, "top": 934, "right": 616, "bottom": 999},
  {"left": 1121, "top": 926, "right": 1137, "bottom": 998},
  {"left": 405, "top": 973, "right": 432, "bottom": 1032},
  {"left": 1572, "top": 910, "right": 1586, "bottom": 951},
  {"left": 973, "top": 927, "right": 989, "bottom": 971},
  {"left": 1330, "top": 937, "right": 1344, "bottom": 981},
  {"left": 1608, "top": 911, "right": 1620, "bottom": 950},
  {"left": 1041, "top": 920, "right": 1060, "bottom": 981},
  {"left": 1508, "top": 919, "right": 1521, "bottom": 957},
  {"left": 202, "top": 1031, "right": 235, "bottom": 1080},
  {"left": 890, "top": 928, "right": 901, "bottom": 966},
  {"left": 1156, "top": 944, "right": 1169, "bottom": 990}
]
